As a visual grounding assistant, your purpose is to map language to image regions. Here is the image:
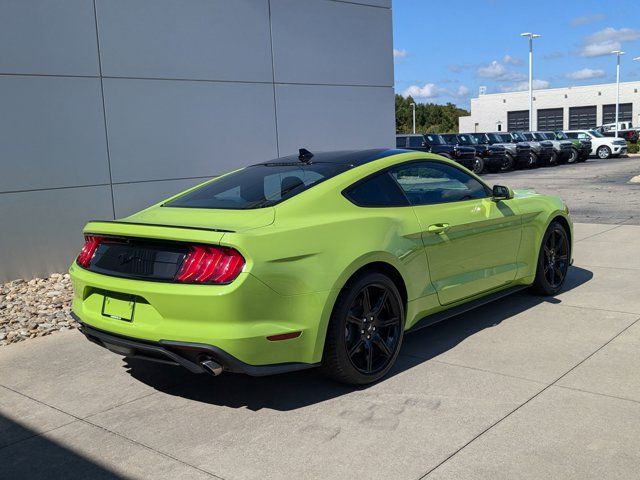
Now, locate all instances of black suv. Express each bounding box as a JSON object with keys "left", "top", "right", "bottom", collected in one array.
[
  {"left": 469, "top": 133, "right": 531, "bottom": 170},
  {"left": 441, "top": 133, "right": 507, "bottom": 174},
  {"left": 396, "top": 134, "right": 478, "bottom": 172}
]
